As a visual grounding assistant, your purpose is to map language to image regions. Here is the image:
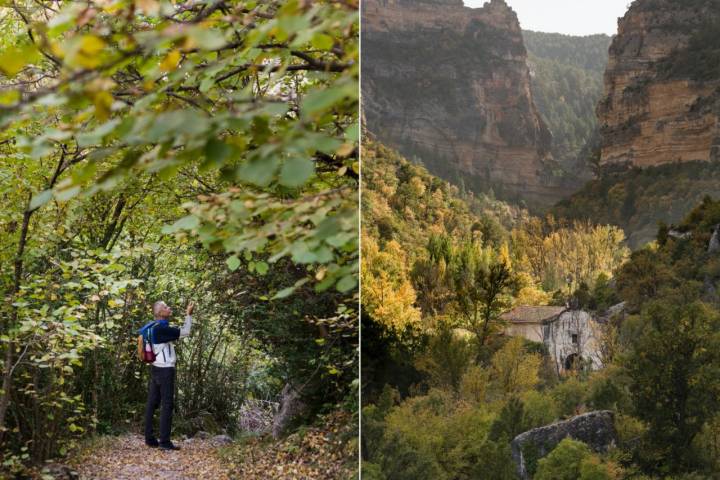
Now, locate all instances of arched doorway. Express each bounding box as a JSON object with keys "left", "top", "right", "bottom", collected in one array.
[{"left": 564, "top": 353, "right": 582, "bottom": 371}]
